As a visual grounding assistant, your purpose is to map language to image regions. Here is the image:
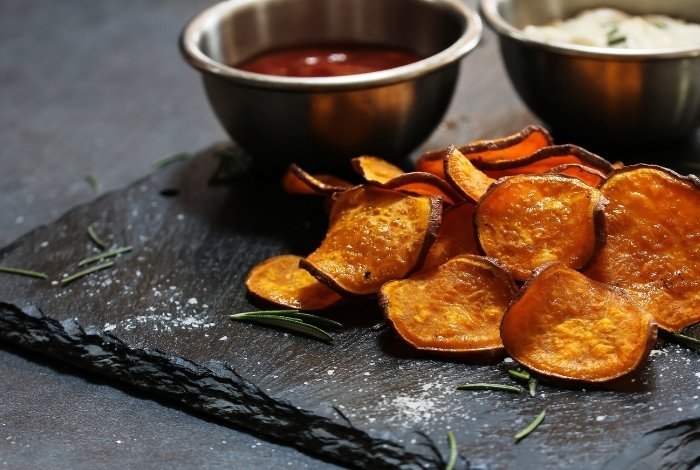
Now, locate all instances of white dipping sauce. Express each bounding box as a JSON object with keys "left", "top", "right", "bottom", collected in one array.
[{"left": 523, "top": 8, "right": 700, "bottom": 48}]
